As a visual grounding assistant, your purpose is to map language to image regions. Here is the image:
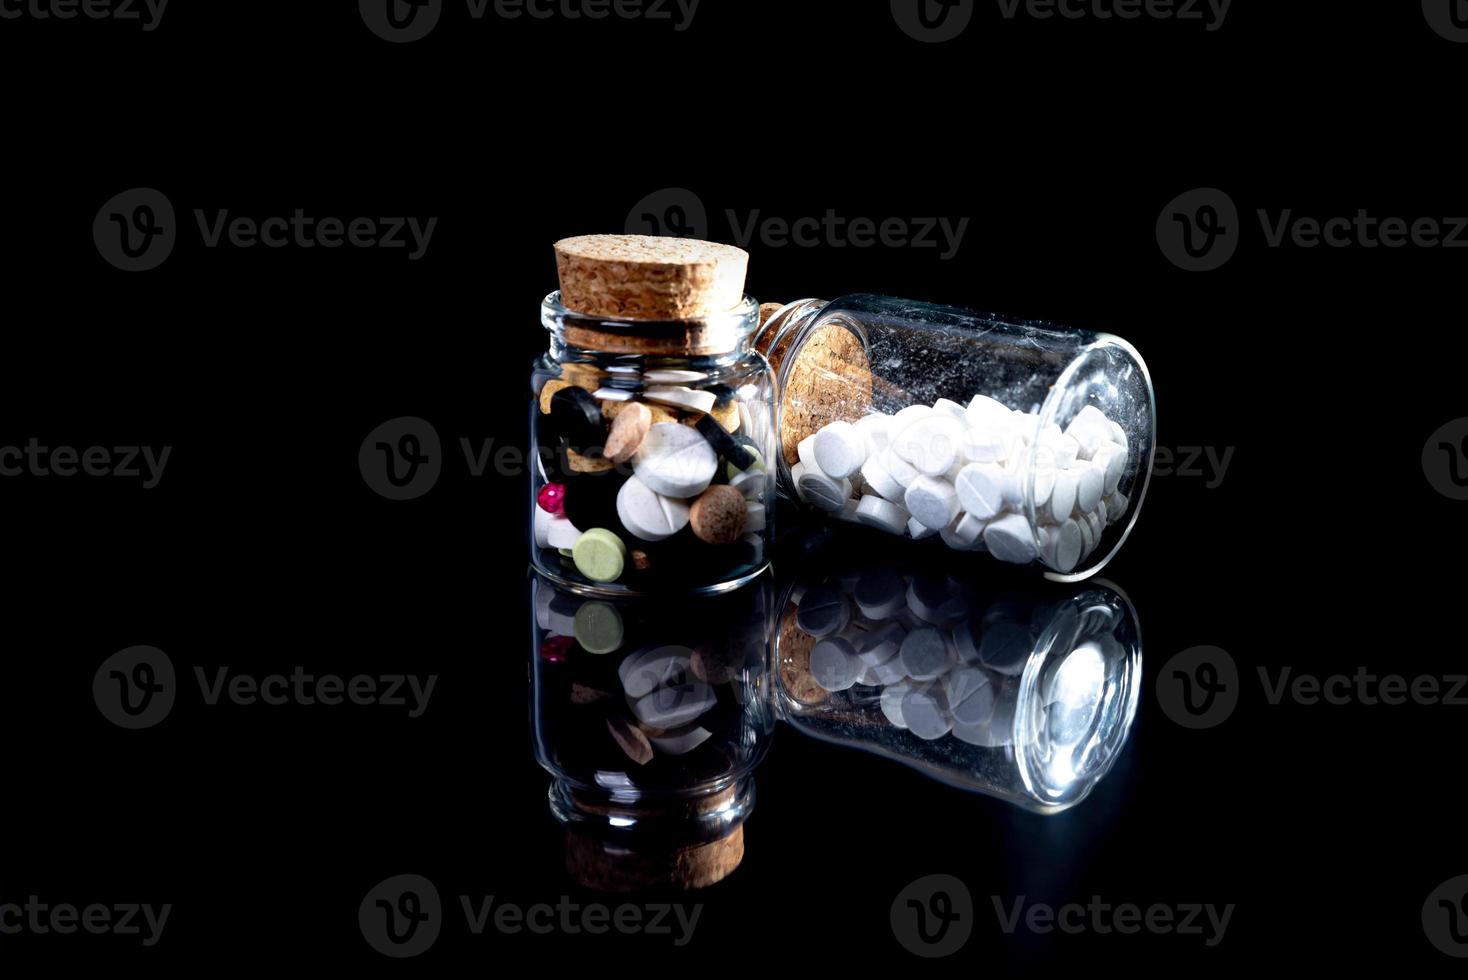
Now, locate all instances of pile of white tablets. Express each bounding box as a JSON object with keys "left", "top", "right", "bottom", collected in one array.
[{"left": 791, "top": 396, "right": 1132, "bottom": 573}]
